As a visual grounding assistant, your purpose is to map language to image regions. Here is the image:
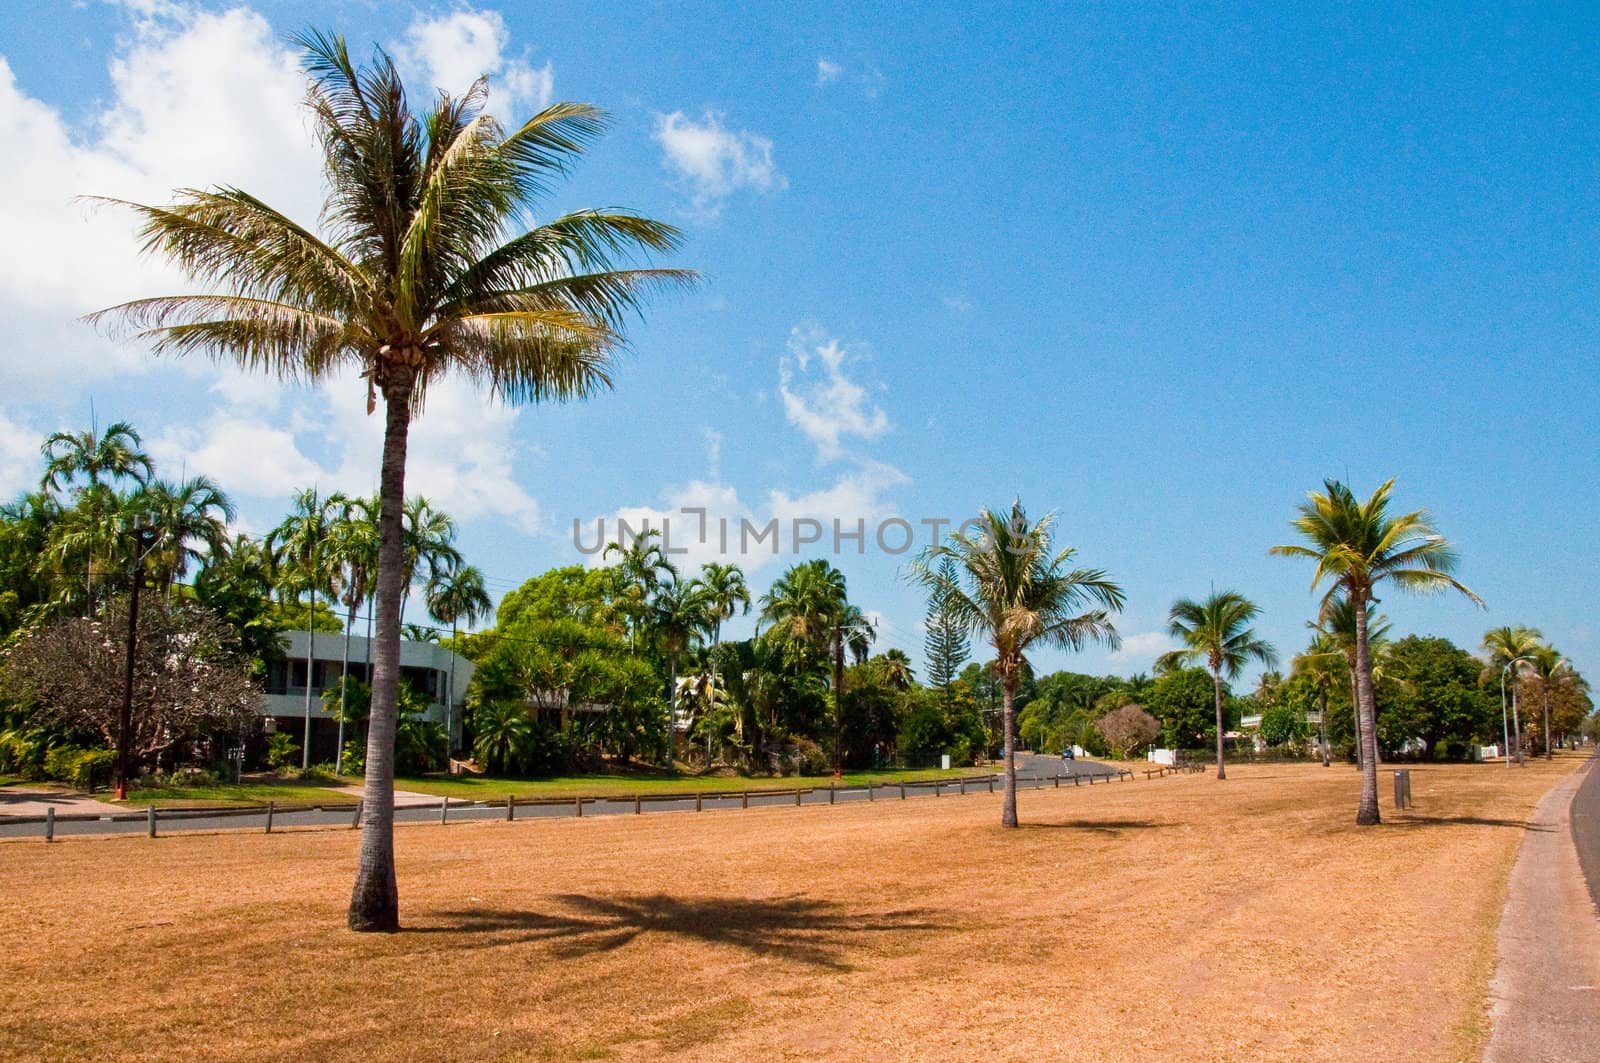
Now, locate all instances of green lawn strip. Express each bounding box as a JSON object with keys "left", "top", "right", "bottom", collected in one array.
[
  {"left": 98, "top": 779, "right": 355, "bottom": 810},
  {"left": 396, "top": 766, "right": 990, "bottom": 802}
]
